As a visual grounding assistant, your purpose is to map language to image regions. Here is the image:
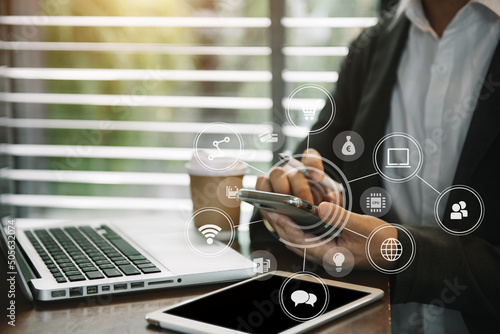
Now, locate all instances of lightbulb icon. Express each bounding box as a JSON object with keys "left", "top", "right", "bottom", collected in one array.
[{"left": 333, "top": 252, "right": 345, "bottom": 272}]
